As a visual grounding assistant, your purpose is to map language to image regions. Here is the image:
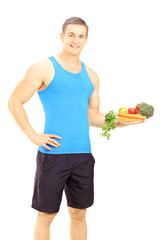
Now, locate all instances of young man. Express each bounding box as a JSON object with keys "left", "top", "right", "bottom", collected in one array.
[{"left": 8, "top": 17, "right": 124, "bottom": 240}]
